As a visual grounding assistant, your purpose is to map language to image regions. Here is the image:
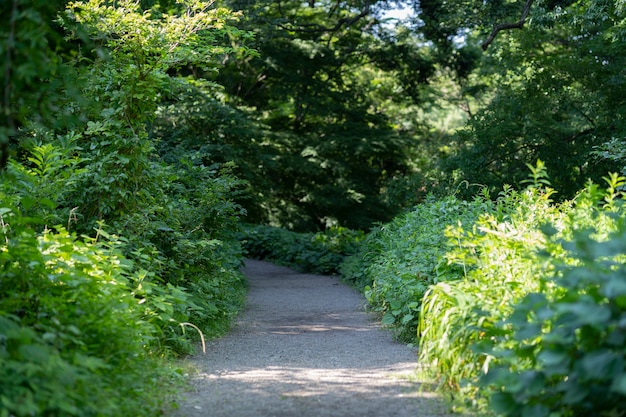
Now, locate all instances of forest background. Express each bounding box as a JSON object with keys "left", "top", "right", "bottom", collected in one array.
[{"left": 1, "top": 0, "right": 625, "bottom": 416}]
